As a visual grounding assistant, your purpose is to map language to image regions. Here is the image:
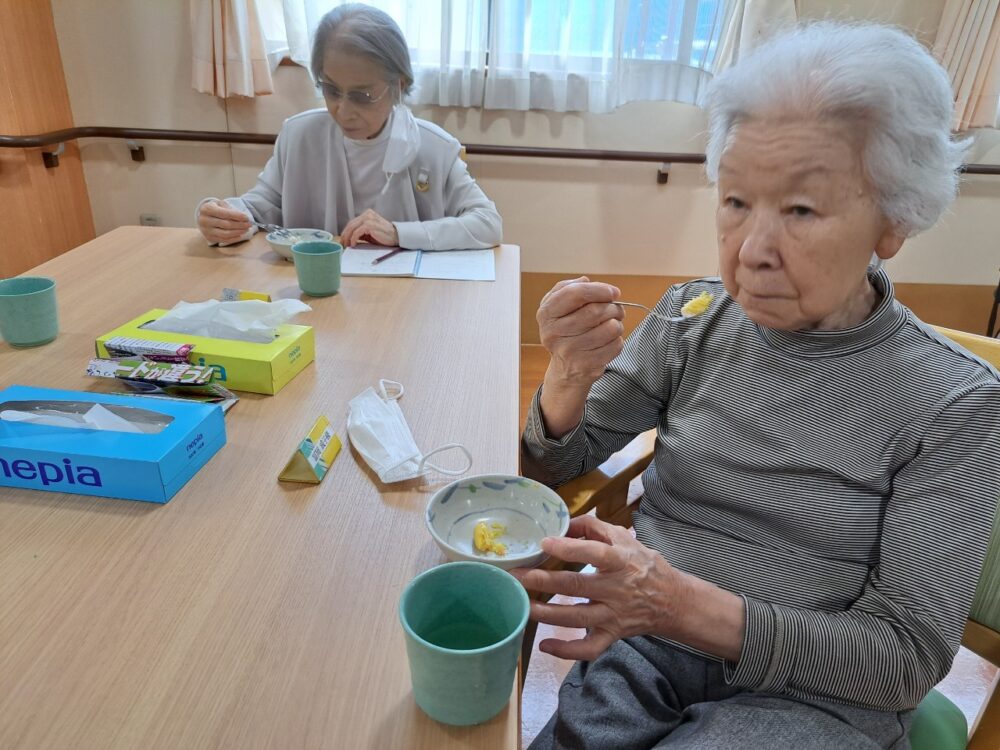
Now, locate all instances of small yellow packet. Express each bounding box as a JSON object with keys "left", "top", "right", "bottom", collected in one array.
[
  {"left": 278, "top": 415, "right": 342, "bottom": 483},
  {"left": 222, "top": 288, "right": 272, "bottom": 302}
]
